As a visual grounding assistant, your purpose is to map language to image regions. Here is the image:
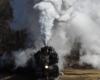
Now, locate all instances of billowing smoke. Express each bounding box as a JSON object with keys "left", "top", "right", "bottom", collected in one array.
[
  {"left": 33, "top": 1, "right": 60, "bottom": 45},
  {"left": 33, "top": 0, "right": 100, "bottom": 69},
  {"left": 12, "top": 48, "right": 37, "bottom": 68},
  {"left": 2, "top": 0, "right": 100, "bottom": 70}
]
